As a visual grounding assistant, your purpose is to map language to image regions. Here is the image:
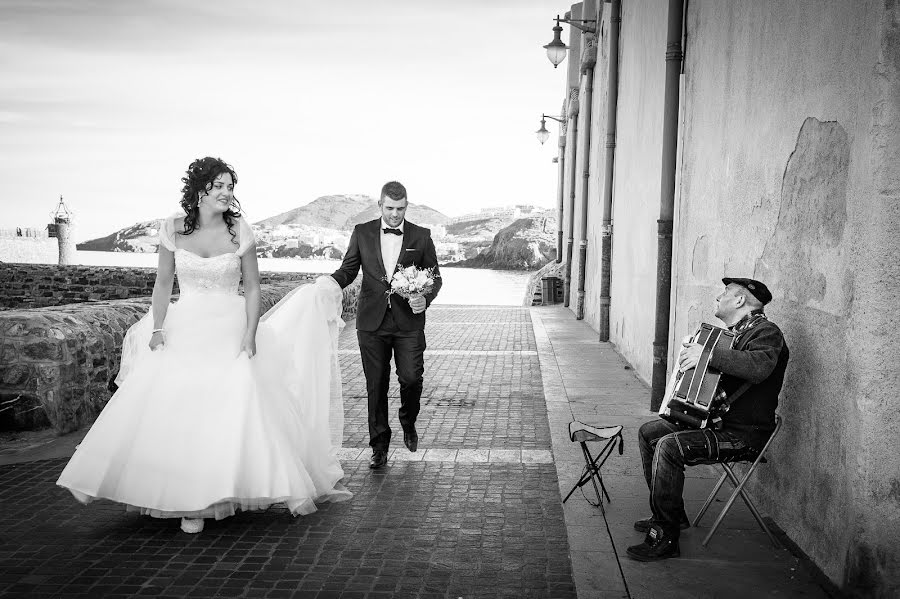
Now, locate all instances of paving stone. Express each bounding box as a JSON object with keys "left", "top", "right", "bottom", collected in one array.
[{"left": 0, "top": 305, "right": 576, "bottom": 599}]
